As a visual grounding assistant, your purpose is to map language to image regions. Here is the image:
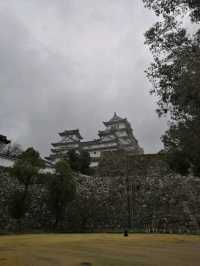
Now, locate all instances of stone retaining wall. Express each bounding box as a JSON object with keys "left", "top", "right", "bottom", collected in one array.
[{"left": 0, "top": 152, "right": 200, "bottom": 233}]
